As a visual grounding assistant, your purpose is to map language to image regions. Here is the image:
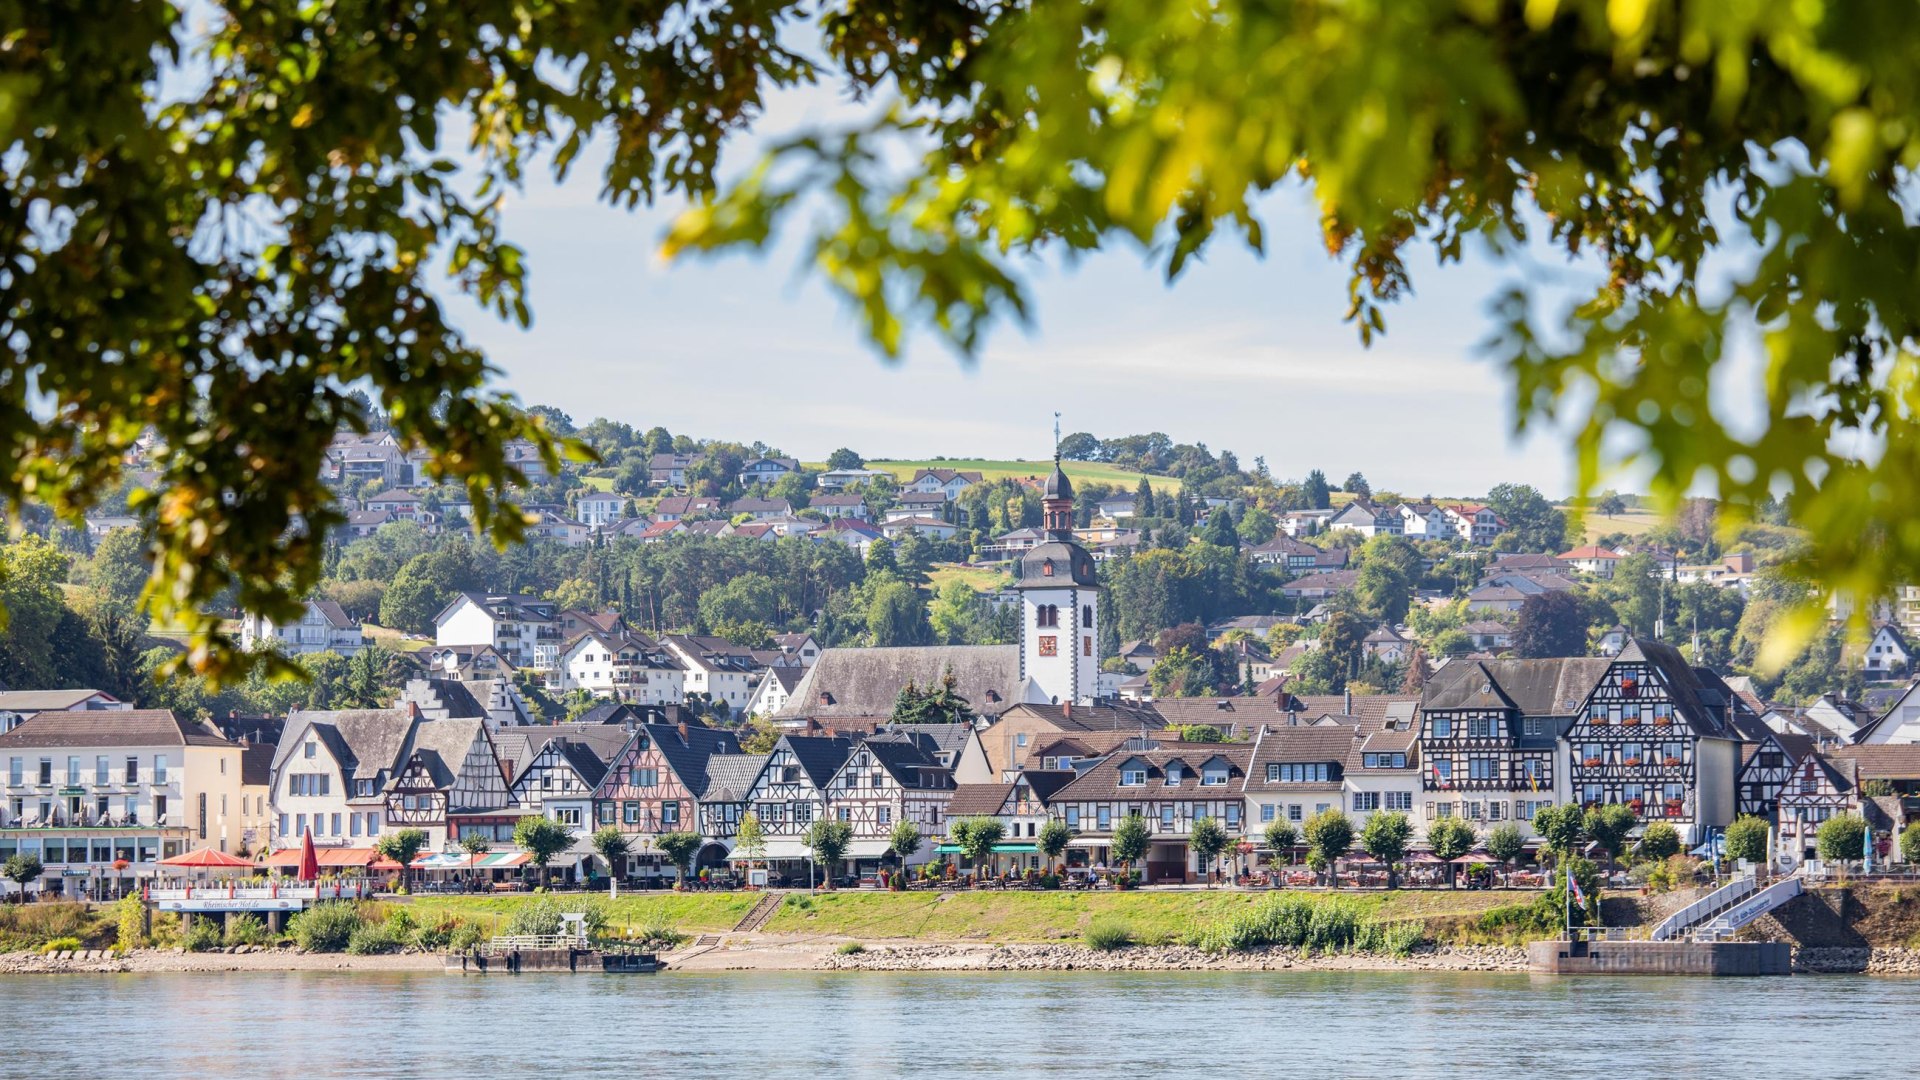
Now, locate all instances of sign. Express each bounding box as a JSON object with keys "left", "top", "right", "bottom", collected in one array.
[{"left": 155, "top": 897, "right": 304, "bottom": 913}]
